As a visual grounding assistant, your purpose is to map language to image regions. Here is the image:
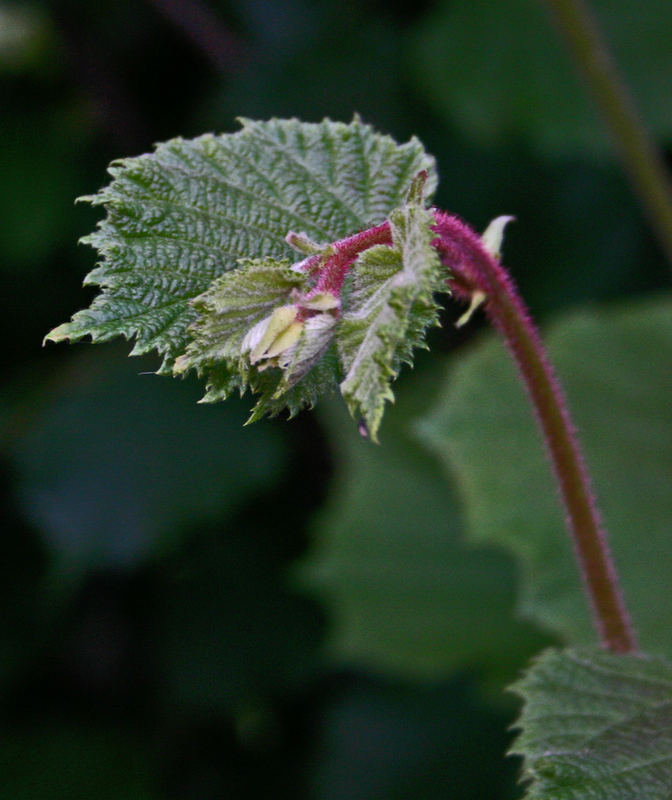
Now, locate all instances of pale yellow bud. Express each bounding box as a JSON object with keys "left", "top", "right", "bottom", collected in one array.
[
  {"left": 264, "top": 321, "right": 303, "bottom": 359},
  {"left": 243, "top": 305, "right": 304, "bottom": 364},
  {"left": 300, "top": 292, "right": 340, "bottom": 311}
]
